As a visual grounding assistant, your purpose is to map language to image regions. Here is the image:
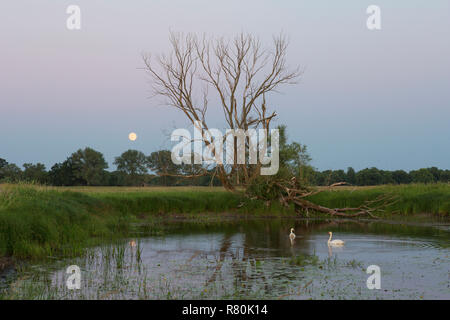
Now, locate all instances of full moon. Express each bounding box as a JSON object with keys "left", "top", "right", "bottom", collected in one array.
[{"left": 128, "top": 132, "right": 137, "bottom": 141}]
